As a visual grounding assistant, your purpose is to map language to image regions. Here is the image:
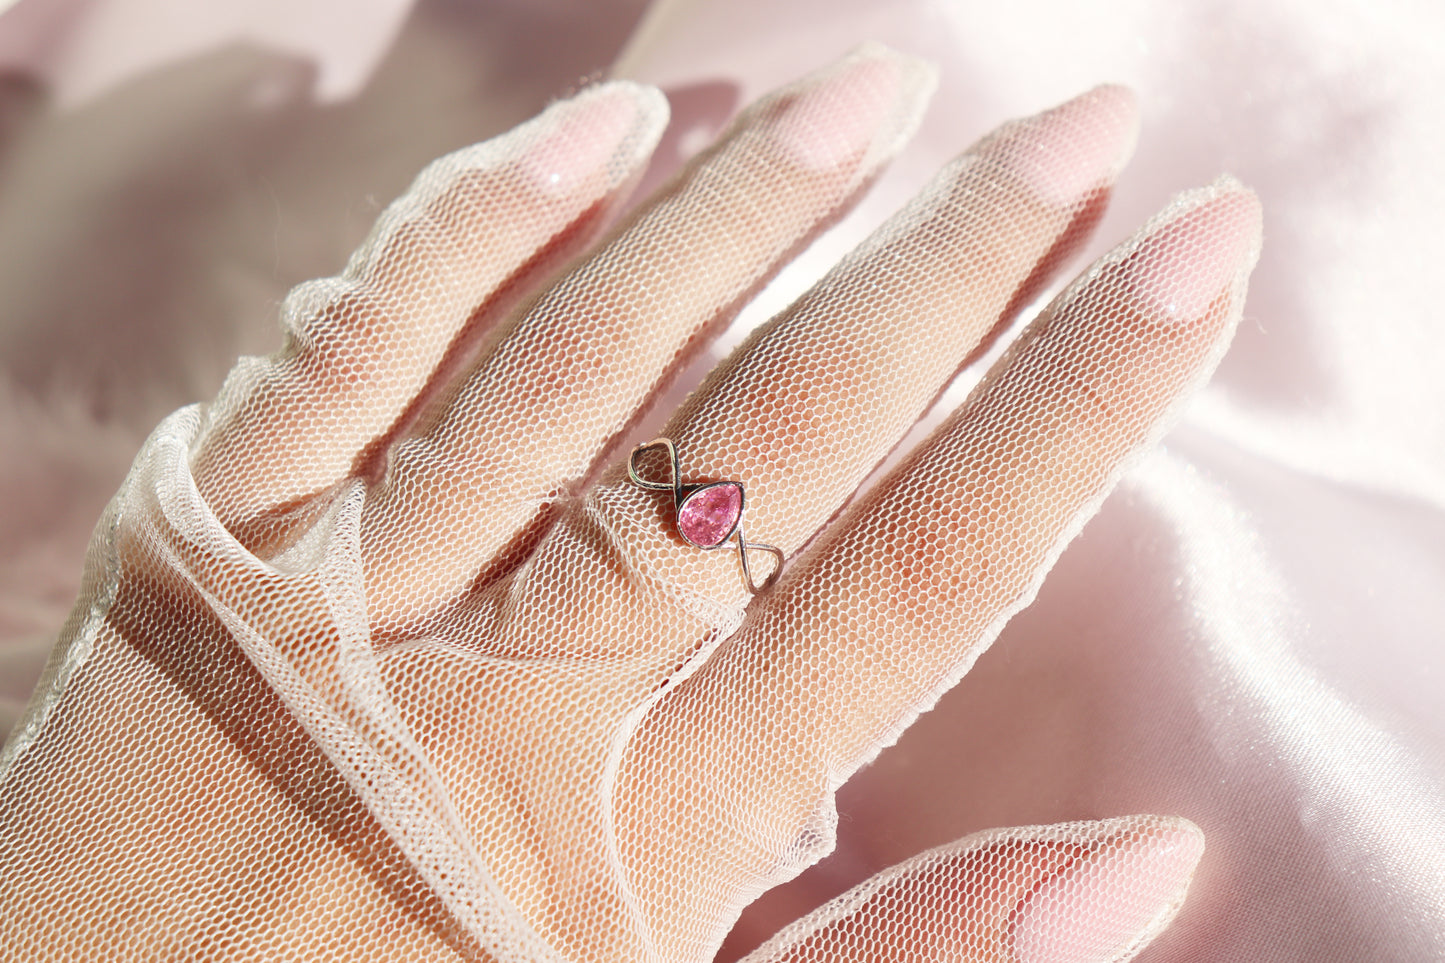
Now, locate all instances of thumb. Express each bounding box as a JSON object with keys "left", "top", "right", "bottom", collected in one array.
[{"left": 740, "top": 815, "right": 1203, "bottom": 963}]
